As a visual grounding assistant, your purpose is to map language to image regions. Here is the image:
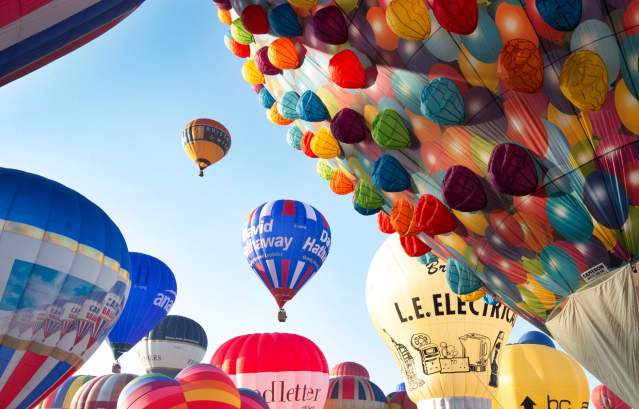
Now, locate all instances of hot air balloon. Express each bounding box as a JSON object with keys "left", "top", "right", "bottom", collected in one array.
[
  {"left": 137, "top": 315, "right": 207, "bottom": 377},
  {"left": 107, "top": 252, "right": 176, "bottom": 371},
  {"left": 116, "top": 374, "right": 187, "bottom": 409},
  {"left": 239, "top": 388, "right": 270, "bottom": 409},
  {"left": 366, "top": 235, "right": 515, "bottom": 409},
  {"left": 215, "top": 0, "right": 639, "bottom": 403},
  {"left": 325, "top": 376, "right": 387, "bottom": 409},
  {"left": 330, "top": 362, "right": 370, "bottom": 379},
  {"left": 211, "top": 333, "right": 329, "bottom": 409},
  {"left": 241, "top": 200, "right": 331, "bottom": 321},
  {"left": 592, "top": 385, "right": 632, "bottom": 409},
  {"left": 182, "top": 118, "right": 232, "bottom": 177},
  {"left": 0, "top": 0, "right": 145, "bottom": 87},
  {"left": 117, "top": 364, "right": 241, "bottom": 409},
  {"left": 493, "top": 332, "right": 589, "bottom": 409},
  {"left": 0, "top": 167, "right": 131, "bottom": 409},
  {"left": 387, "top": 386, "right": 416, "bottom": 409},
  {"left": 37, "top": 375, "right": 94, "bottom": 409},
  {"left": 70, "top": 373, "right": 136, "bottom": 409}
]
